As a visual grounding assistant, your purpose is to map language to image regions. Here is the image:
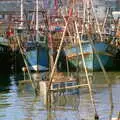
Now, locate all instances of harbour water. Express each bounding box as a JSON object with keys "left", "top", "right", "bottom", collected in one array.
[{"left": 0, "top": 72, "right": 120, "bottom": 120}]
